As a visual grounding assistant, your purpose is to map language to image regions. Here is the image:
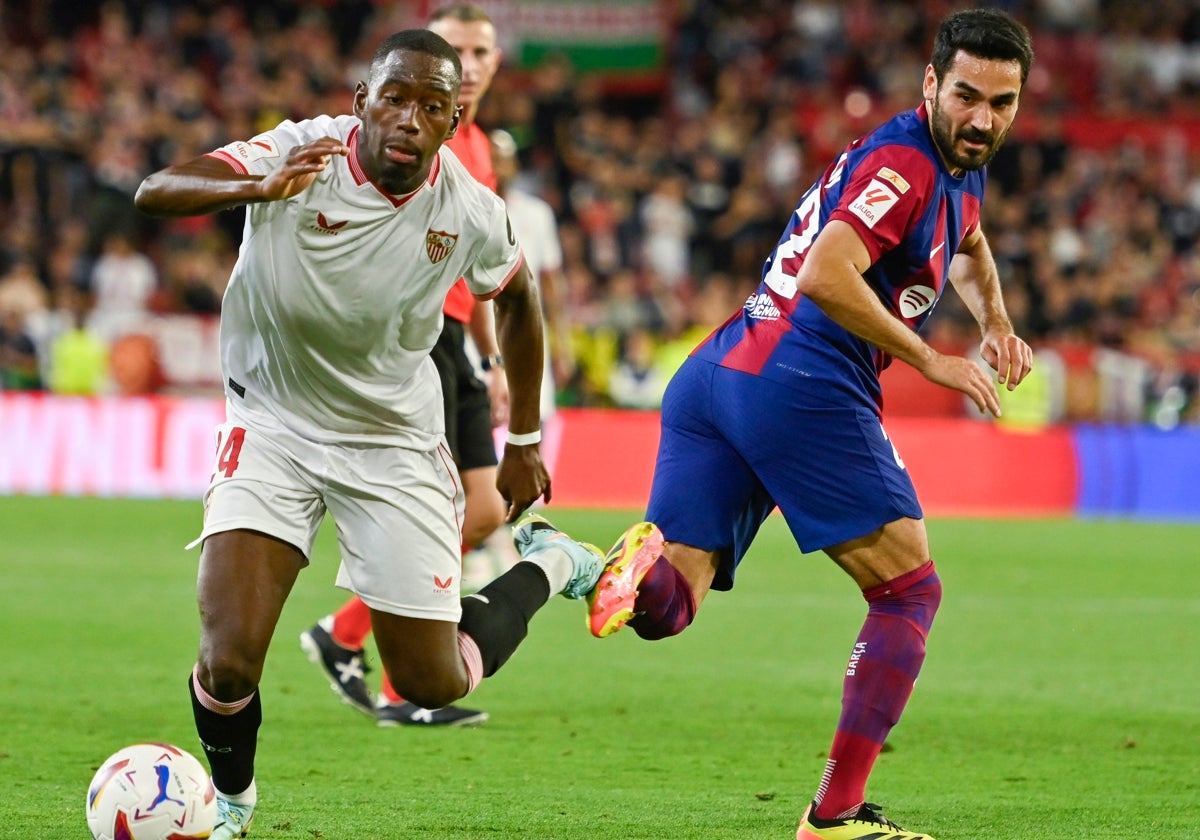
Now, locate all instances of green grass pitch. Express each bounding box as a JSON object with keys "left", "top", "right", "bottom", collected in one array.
[{"left": 1, "top": 496, "right": 1197, "bottom": 838}]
